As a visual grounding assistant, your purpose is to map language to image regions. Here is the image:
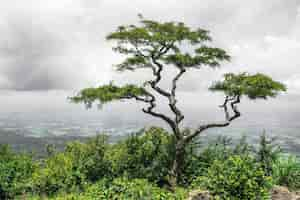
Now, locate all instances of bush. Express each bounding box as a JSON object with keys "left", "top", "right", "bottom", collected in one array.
[
  {"left": 65, "top": 135, "right": 112, "bottom": 182},
  {"left": 26, "top": 178, "right": 188, "bottom": 200},
  {"left": 272, "top": 155, "right": 300, "bottom": 190},
  {"left": 30, "top": 135, "right": 111, "bottom": 196},
  {"left": 192, "top": 155, "right": 272, "bottom": 200},
  {"left": 183, "top": 136, "right": 252, "bottom": 184},
  {"left": 255, "top": 133, "right": 281, "bottom": 176},
  {"left": 0, "top": 145, "right": 35, "bottom": 199},
  {"left": 30, "top": 152, "right": 87, "bottom": 196},
  {"left": 84, "top": 178, "right": 187, "bottom": 200},
  {"left": 108, "top": 127, "right": 174, "bottom": 185}
]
